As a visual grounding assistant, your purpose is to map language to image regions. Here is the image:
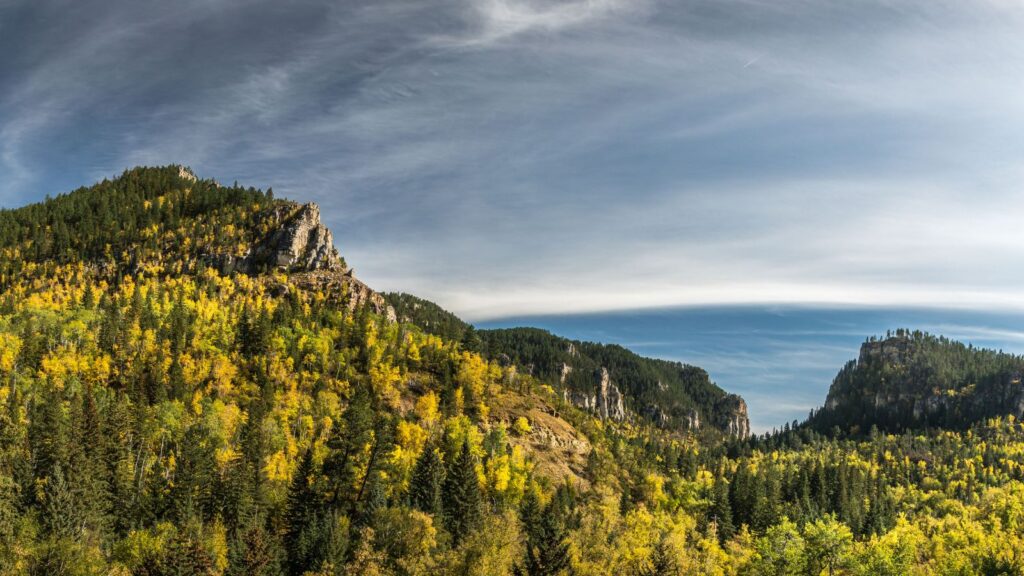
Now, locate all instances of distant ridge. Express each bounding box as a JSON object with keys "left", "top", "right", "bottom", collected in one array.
[
  {"left": 808, "top": 329, "right": 1024, "bottom": 433},
  {"left": 387, "top": 293, "right": 750, "bottom": 437}
]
